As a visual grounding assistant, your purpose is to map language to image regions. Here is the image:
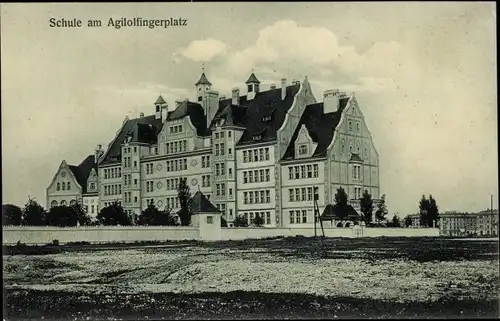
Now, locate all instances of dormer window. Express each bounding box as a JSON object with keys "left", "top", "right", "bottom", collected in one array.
[
  {"left": 156, "top": 105, "right": 160, "bottom": 112},
  {"left": 253, "top": 135, "right": 262, "bottom": 141},
  {"left": 248, "top": 84, "right": 252, "bottom": 92},
  {"left": 298, "top": 144, "right": 308, "bottom": 156},
  {"left": 262, "top": 115, "right": 271, "bottom": 122},
  {"left": 90, "top": 182, "right": 96, "bottom": 190}
]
